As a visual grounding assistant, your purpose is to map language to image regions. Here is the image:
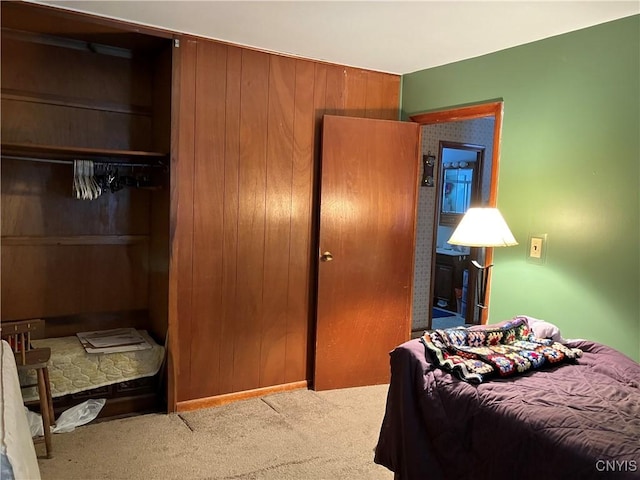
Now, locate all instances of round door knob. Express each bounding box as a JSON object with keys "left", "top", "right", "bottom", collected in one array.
[{"left": 320, "top": 251, "right": 333, "bottom": 262}]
